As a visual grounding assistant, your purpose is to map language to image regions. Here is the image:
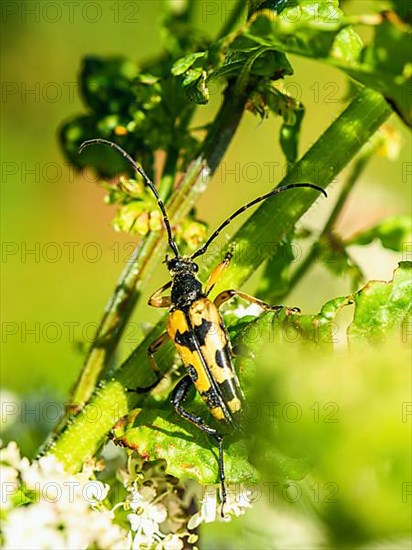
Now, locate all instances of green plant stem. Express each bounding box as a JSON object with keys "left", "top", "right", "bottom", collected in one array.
[
  {"left": 48, "top": 88, "right": 392, "bottom": 472},
  {"left": 288, "top": 135, "right": 383, "bottom": 293}
]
